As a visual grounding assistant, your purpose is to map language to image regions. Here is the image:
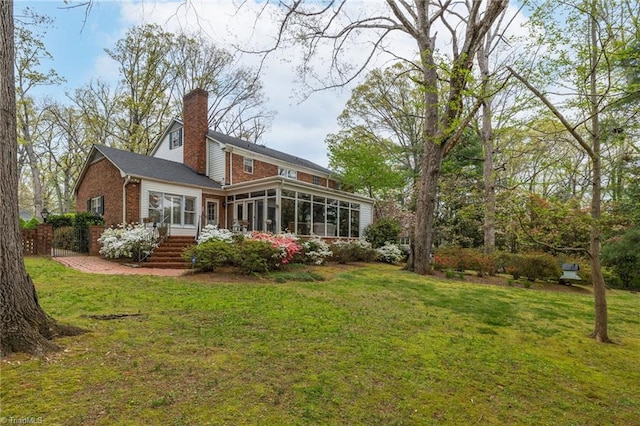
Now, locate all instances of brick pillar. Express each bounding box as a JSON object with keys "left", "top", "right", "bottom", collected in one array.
[
  {"left": 36, "top": 223, "right": 53, "bottom": 256},
  {"left": 88, "top": 225, "right": 105, "bottom": 256},
  {"left": 183, "top": 88, "right": 208, "bottom": 175}
]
